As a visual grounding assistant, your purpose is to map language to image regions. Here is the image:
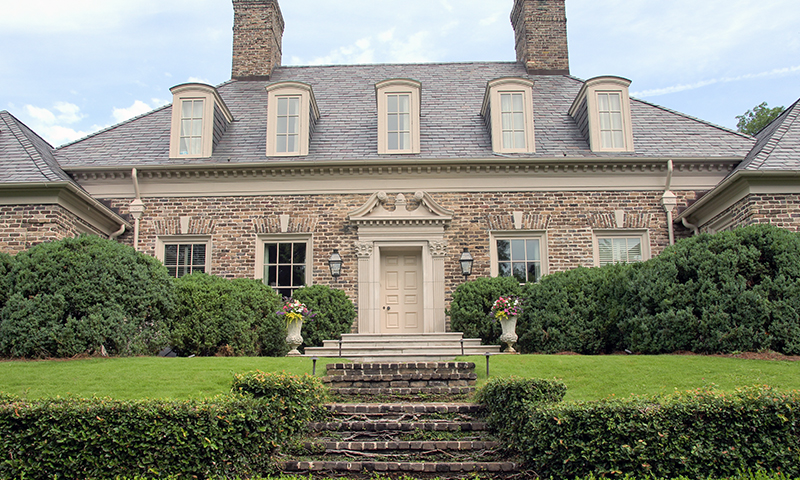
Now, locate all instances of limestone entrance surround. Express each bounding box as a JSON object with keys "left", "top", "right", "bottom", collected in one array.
[{"left": 348, "top": 191, "right": 453, "bottom": 334}]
